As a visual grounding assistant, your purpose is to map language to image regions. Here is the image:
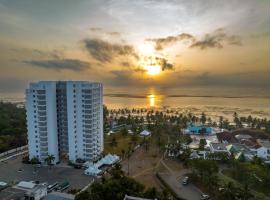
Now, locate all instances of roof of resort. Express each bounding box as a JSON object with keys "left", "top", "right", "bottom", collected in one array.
[
  {"left": 140, "top": 130, "right": 151, "bottom": 136},
  {"left": 216, "top": 132, "right": 238, "bottom": 143},
  {"left": 210, "top": 143, "right": 228, "bottom": 151}
]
